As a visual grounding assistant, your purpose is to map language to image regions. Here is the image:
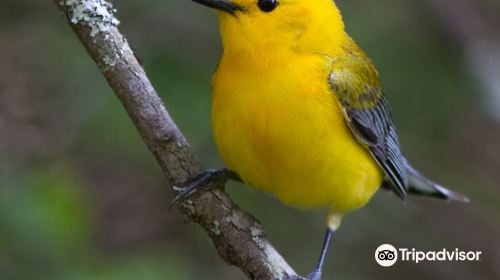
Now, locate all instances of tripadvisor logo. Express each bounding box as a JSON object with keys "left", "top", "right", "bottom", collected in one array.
[
  {"left": 375, "top": 244, "right": 482, "bottom": 267},
  {"left": 375, "top": 244, "right": 398, "bottom": 267}
]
